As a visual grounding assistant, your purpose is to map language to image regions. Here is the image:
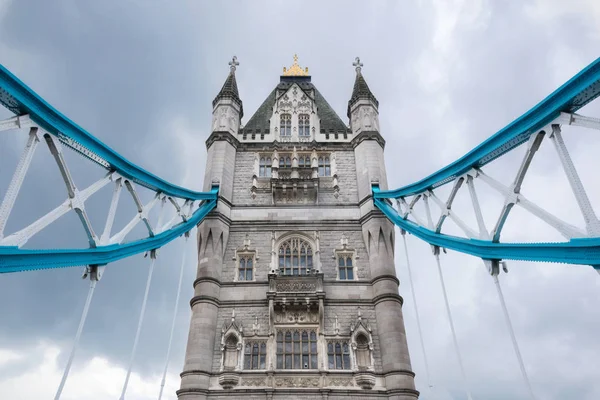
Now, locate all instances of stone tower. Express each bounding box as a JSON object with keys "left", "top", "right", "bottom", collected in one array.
[{"left": 178, "top": 56, "right": 418, "bottom": 400}]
